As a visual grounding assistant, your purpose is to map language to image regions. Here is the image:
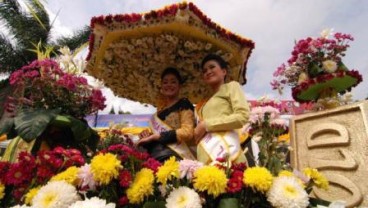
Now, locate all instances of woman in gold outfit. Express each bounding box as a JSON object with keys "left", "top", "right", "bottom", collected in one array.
[
  {"left": 194, "top": 54, "right": 250, "bottom": 165},
  {"left": 137, "top": 67, "right": 195, "bottom": 162}
]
